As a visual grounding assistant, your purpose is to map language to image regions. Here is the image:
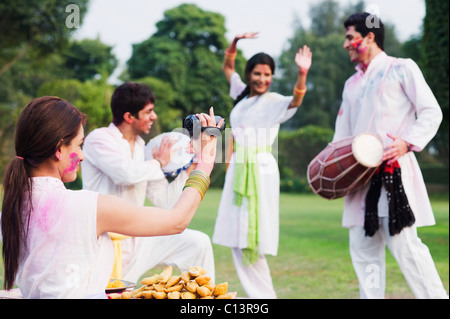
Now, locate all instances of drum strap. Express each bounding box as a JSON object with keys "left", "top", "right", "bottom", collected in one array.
[
  {"left": 364, "top": 161, "right": 416, "bottom": 237},
  {"left": 232, "top": 142, "right": 271, "bottom": 265}
]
